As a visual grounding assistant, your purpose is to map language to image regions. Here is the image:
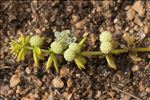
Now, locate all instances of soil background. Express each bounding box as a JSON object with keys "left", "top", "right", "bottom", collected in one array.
[{"left": 0, "top": 0, "right": 150, "bottom": 100}]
